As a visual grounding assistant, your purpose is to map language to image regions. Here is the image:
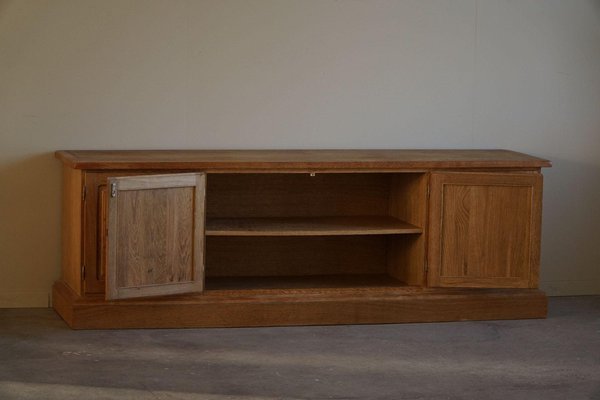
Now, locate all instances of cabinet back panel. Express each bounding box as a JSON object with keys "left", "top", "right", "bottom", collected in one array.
[
  {"left": 205, "top": 236, "right": 387, "bottom": 277},
  {"left": 206, "top": 173, "right": 391, "bottom": 218}
]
